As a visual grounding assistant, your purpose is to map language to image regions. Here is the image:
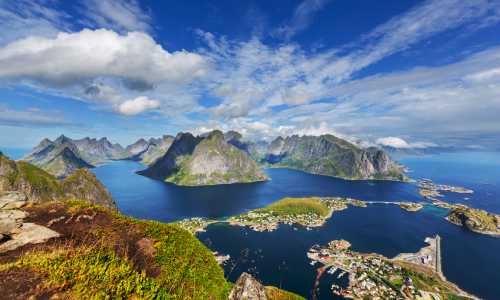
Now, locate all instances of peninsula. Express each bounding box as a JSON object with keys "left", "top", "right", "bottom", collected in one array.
[{"left": 260, "top": 134, "right": 409, "bottom": 181}]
